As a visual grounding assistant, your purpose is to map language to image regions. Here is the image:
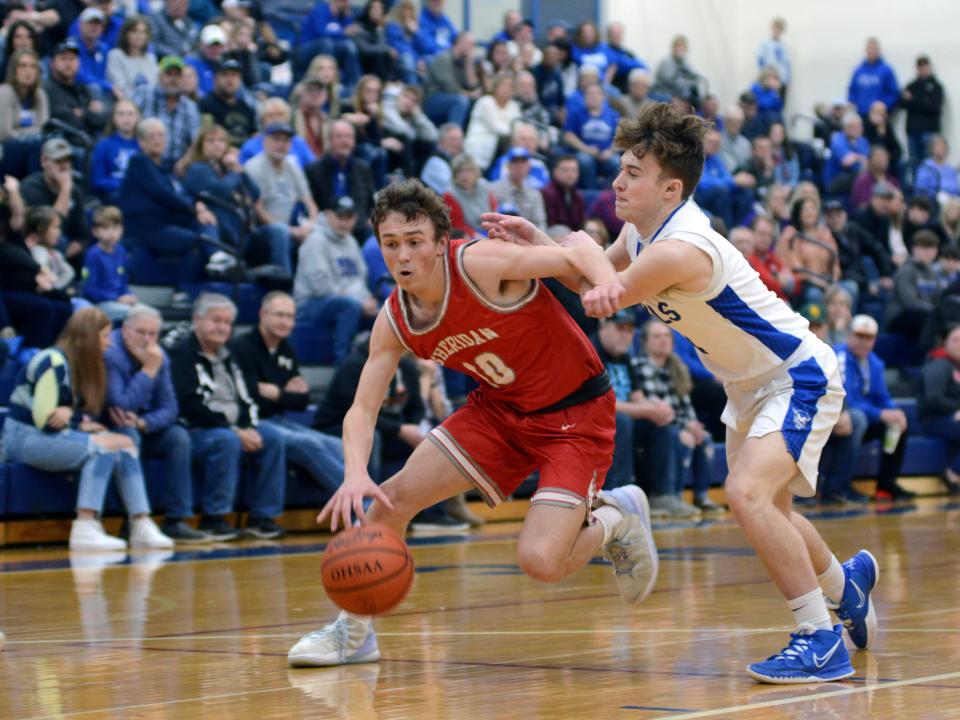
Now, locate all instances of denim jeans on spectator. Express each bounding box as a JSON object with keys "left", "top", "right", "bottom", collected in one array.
[
  {"left": 260, "top": 417, "right": 344, "bottom": 495},
  {"left": 633, "top": 419, "right": 680, "bottom": 497},
  {"left": 117, "top": 424, "right": 192, "bottom": 518},
  {"left": 922, "top": 414, "right": 960, "bottom": 474},
  {"left": 190, "top": 424, "right": 286, "bottom": 519},
  {"left": 679, "top": 436, "right": 714, "bottom": 499},
  {"left": 574, "top": 150, "right": 620, "bottom": 191},
  {"left": 821, "top": 407, "right": 869, "bottom": 497},
  {"left": 908, "top": 132, "right": 934, "bottom": 165},
  {"left": 2, "top": 418, "right": 151, "bottom": 515},
  {"left": 424, "top": 92, "right": 470, "bottom": 128},
  {"left": 255, "top": 223, "right": 293, "bottom": 274},
  {"left": 133, "top": 224, "right": 218, "bottom": 285},
  {"left": 296, "top": 295, "right": 364, "bottom": 363},
  {"left": 97, "top": 301, "right": 134, "bottom": 323},
  {"left": 605, "top": 411, "right": 637, "bottom": 489}
]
